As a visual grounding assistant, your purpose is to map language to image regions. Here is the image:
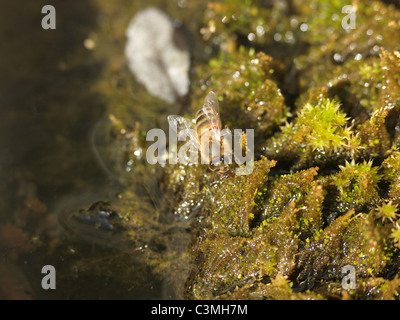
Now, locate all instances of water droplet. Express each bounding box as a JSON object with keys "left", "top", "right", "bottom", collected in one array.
[
  {"left": 300, "top": 23, "right": 308, "bottom": 32},
  {"left": 285, "top": 31, "right": 295, "bottom": 44},
  {"left": 333, "top": 53, "right": 343, "bottom": 62},
  {"left": 83, "top": 38, "right": 96, "bottom": 50},
  {"left": 256, "top": 25, "right": 265, "bottom": 37},
  {"left": 233, "top": 71, "right": 240, "bottom": 80},
  {"left": 273, "top": 33, "right": 282, "bottom": 41},
  {"left": 248, "top": 33, "right": 256, "bottom": 41},
  {"left": 290, "top": 18, "right": 299, "bottom": 28}
]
